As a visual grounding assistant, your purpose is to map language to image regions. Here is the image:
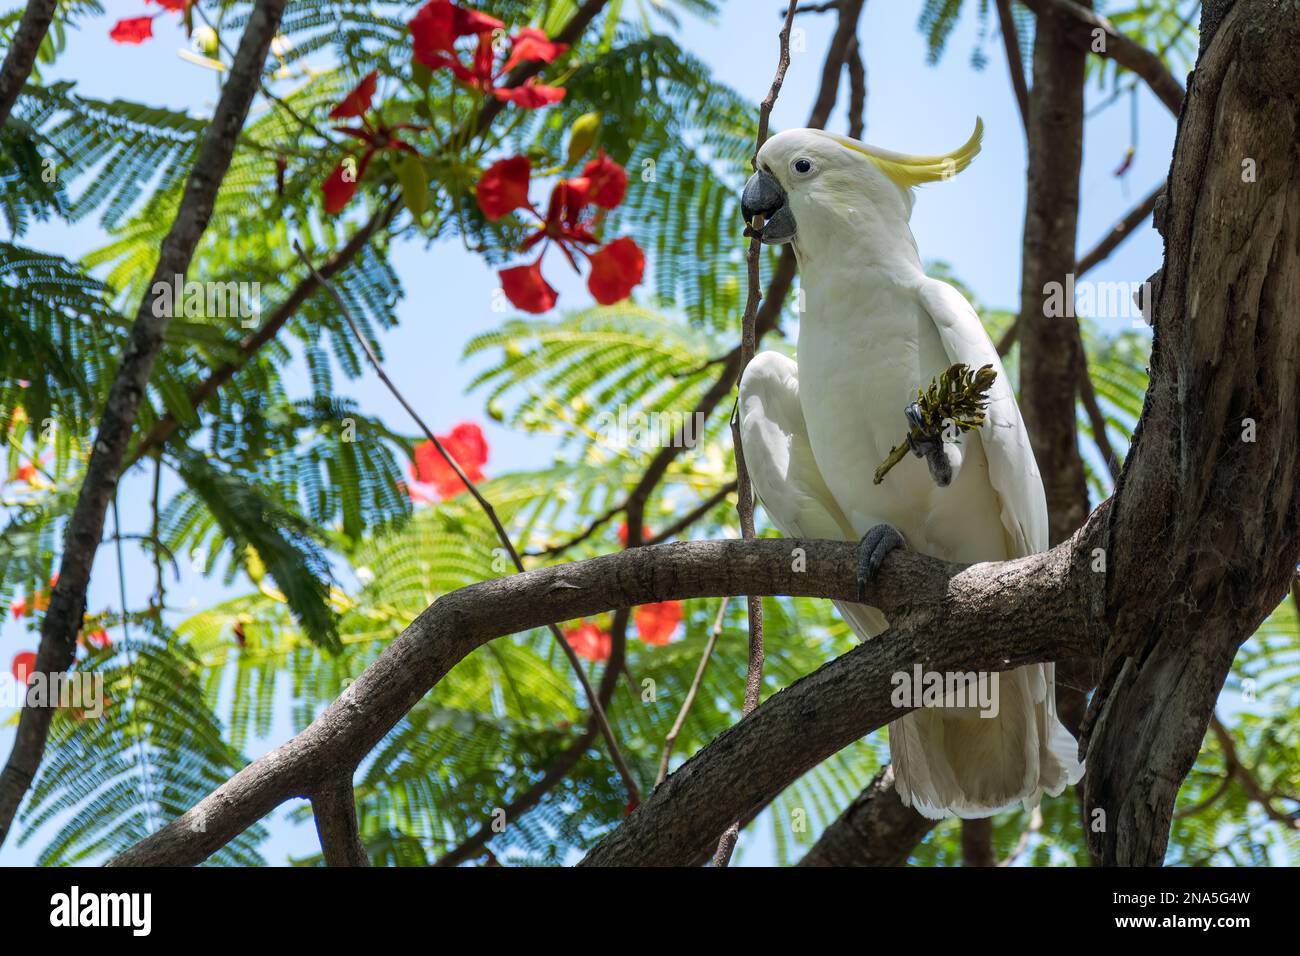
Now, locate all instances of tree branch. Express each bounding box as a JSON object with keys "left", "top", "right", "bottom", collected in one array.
[
  {"left": 1018, "top": 0, "right": 1186, "bottom": 115},
  {"left": 1080, "top": 0, "right": 1300, "bottom": 865},
  {"left": 310, "top": 774, "right": 369, "bottom": 867},
  {"left": 796, "top": 765, "right": 936, "bottom": 866},
  {"left": 0, "top": 0, "right": 289, "bottom": 850},
  {"left": 0, "top": 0, "right": 57, "bottom": 129},
  {"left": 995, "top": 0, "right": 1031, "bottom": 130},
  {"left": 129, "top": 197, "right": 402, "bottom": 466},
  {"left": 109, "top": 532, "right": 1093, "bottom": 867},
  {"left": 293, "top": 240, "right": 640, "bottom": 807},
  {"left": 715, "top": 0, "right": 800, "bottom": 870}
]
